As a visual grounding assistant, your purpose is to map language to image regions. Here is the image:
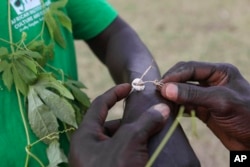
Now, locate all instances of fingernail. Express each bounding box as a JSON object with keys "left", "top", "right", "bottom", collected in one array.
[
  {"left": 153, "top": 103, "right": 170, "bottom": 120},
  {"left": 165, "top": 83, "right": 178, "bottom": 100}
]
